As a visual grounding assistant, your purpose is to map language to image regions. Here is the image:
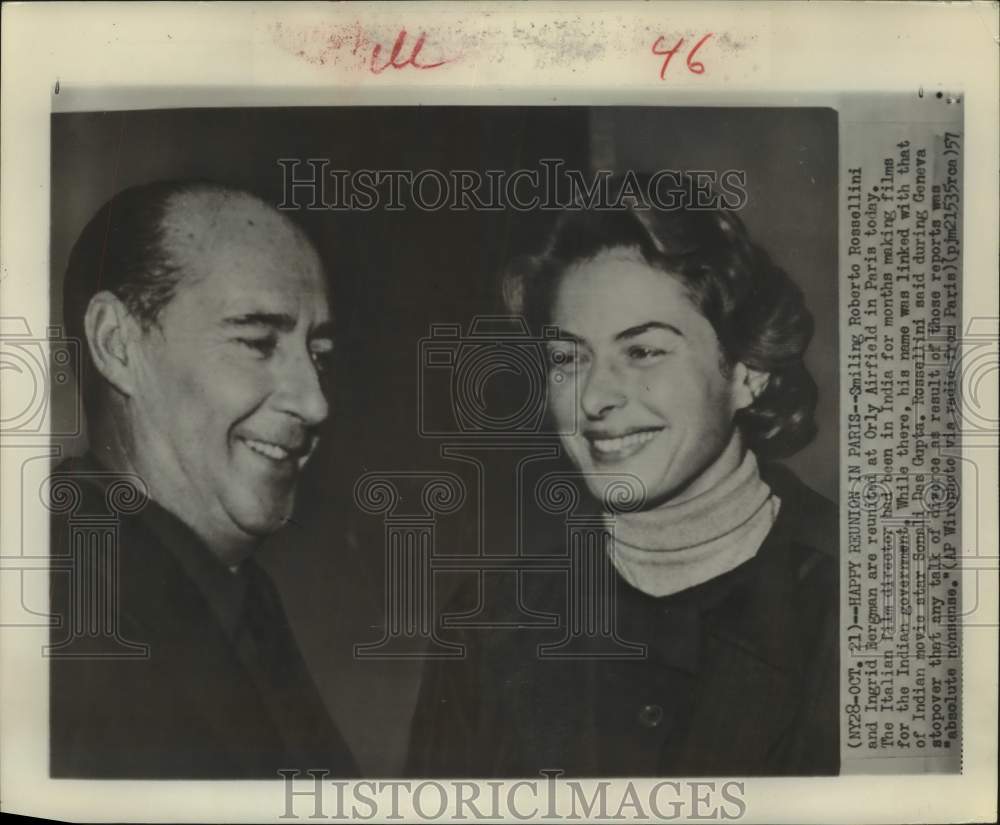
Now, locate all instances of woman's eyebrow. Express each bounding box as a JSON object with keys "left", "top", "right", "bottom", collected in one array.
[
  {"left": 550, "top": 328, "right": 585, "bottom": 344},
  {"left": 615, "top": 321, "right": 683, "bottom": 341},
  {"left": 310, "top": 320, "right": 335, "bottom": 340}
]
